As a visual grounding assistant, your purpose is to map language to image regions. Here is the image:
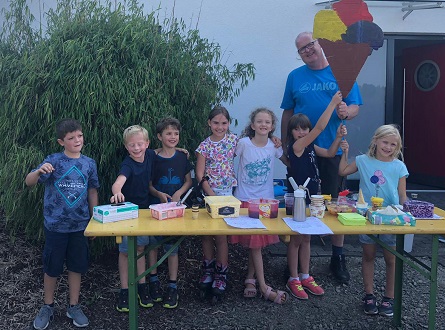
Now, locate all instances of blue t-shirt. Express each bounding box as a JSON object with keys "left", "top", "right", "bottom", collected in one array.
[
  {"left": 119, "top": 149, "right": 156, "bottom": 209},
  {"left": 356, "top": 154, "right": 409, "bottom": 206},
  {"left": 35, "top": 152, "right": 100, "bottom": 233},
  {"left": 280, "top": 65, "right": 363, "bottom": 153},
  {"left": 149, "top": 151, "right": 193, "bottom": 204}
]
